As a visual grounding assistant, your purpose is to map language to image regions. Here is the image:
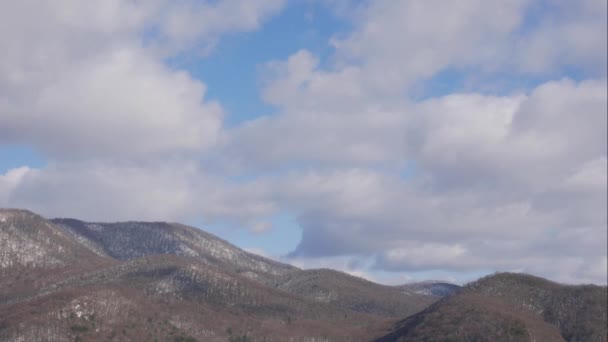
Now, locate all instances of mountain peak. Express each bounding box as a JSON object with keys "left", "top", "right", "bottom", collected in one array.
[
  {"left": 0, "top": 208, "right": 40, "bottom": 221},
  {"left": 51, "top": 217, "right": 300, "bottom": 283}
]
